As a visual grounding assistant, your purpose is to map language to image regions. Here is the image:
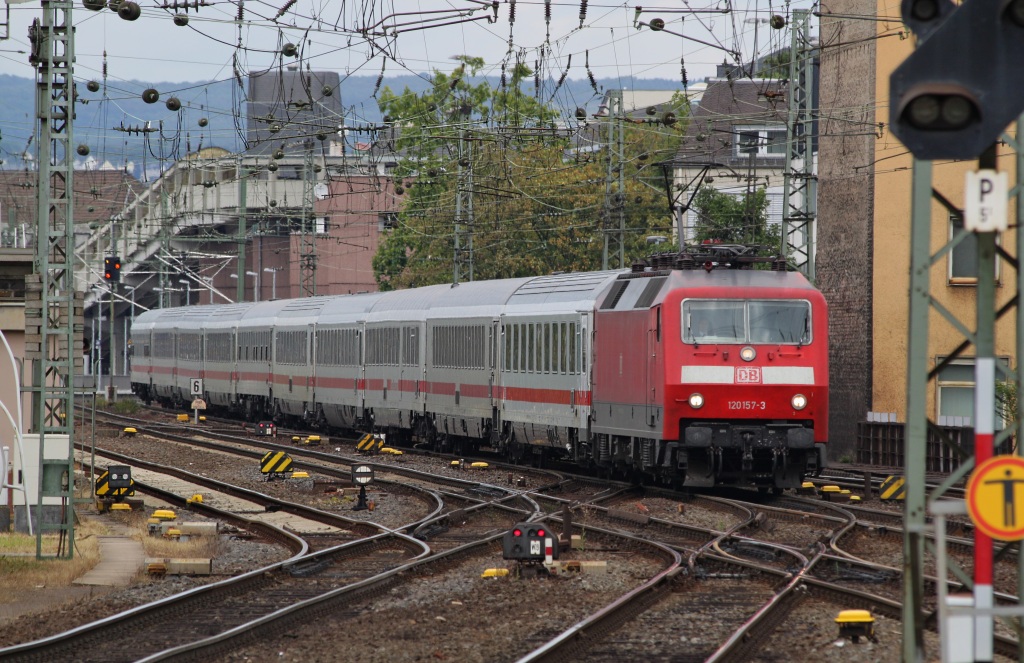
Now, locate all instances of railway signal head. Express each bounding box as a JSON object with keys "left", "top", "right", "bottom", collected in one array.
[
  {"left": 104, "top": 256, "right": 122, "bottom": 282},
  {"left": 890, "top": 0, "right": 1024, "bottom": 159},
  {"left": 502, "top": 522, "right": 559, "bottom": 561}
]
